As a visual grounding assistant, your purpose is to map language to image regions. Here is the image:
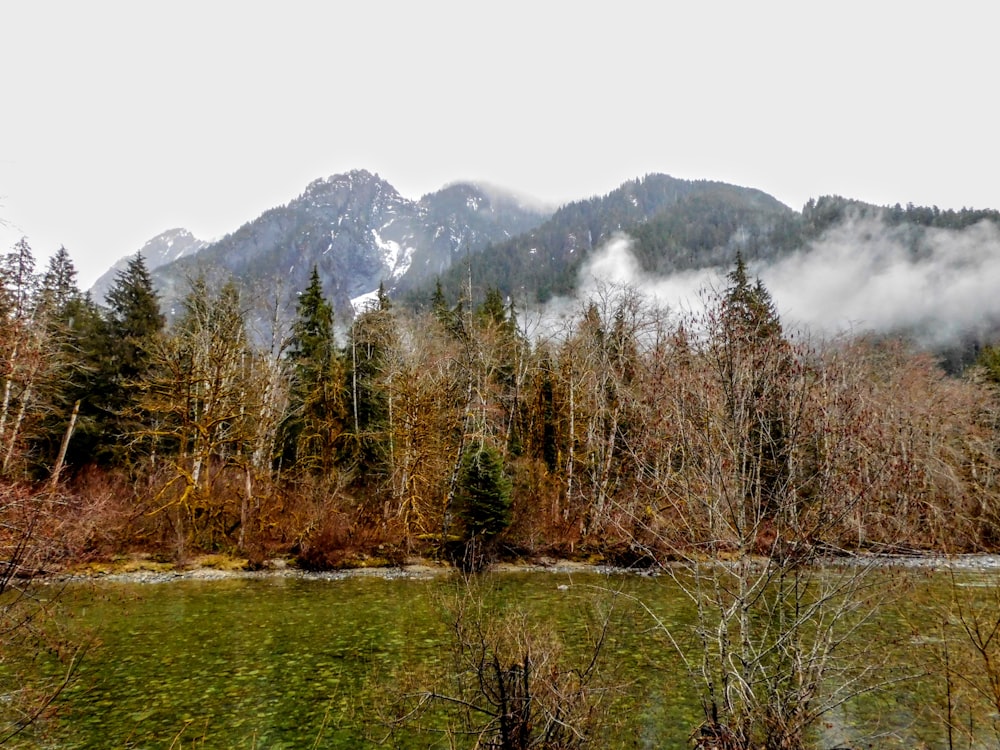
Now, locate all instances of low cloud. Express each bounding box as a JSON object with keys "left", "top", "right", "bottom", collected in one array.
[
  {"left": 761, "top": 216, "right": 1000, "bottom": 347},
  {"left": 559, "top": 218, "right": 1000, "bottom": 350},
  {"left": 578, "top": 233, "right": 720, "bottom": 316},
  {"left": 526, "top": 234, "right": 719, "bottom": 340}
]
